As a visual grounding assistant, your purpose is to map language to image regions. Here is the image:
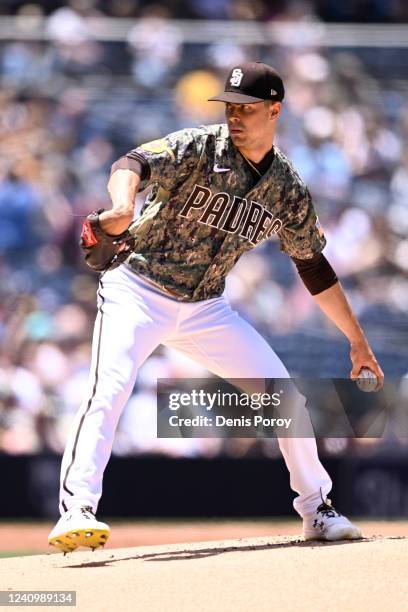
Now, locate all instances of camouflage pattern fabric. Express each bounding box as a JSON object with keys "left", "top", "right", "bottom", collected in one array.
[{"left": 124, "top": 124, "right": 326, "bottom": 302}]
